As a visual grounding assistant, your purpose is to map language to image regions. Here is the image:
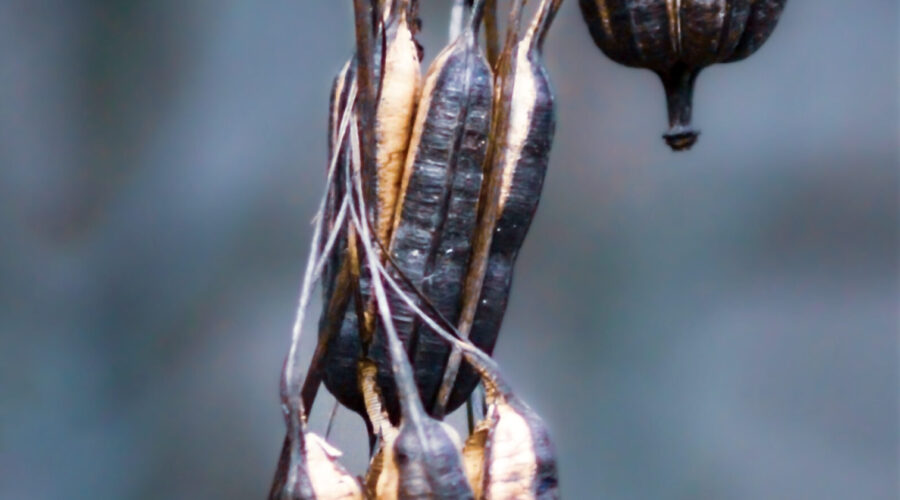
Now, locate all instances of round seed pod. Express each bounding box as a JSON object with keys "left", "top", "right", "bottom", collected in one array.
[{"left": 579, "top": 0, "right": 788, "bottom": 150}]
